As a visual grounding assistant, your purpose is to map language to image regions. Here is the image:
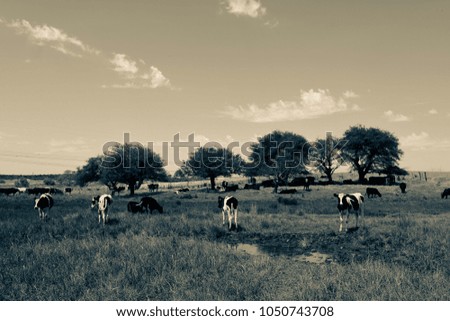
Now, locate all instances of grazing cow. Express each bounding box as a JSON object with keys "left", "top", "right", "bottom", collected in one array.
[
  {"left": 279, "top": 189, "right": 297, "bottom": 194},
  {"left": 34, "top": 193, "right": 54, "bottom": 220},
  {"left": 218, "top": 196, "right": 239, "bottom": 231},
  {"left": 399, "top": 182, "right": 407, "bottom": 194},
  {"left": 176, "top": 188, "right": 190, "bottom": 194},
  {"left": 148, "top": 184, "right": 159, "bottom": 193},
  {"left": 65, "top": 187, "right": 72, "bottom": 194},
  {"left": 127, "top": 201, "right": 145, "bottom": 213},
  {"left": 0, "top": 187, "right": 19, "bottom": 196},
  {"left": 140, "top": 196, "right": 163, "bottom": 214},
  {"left": 441, "top": 188, "right": 450, "bottom": 199},
  {"left": 225, "top": 184, "right": 239, "bottom": 192},
  {"left": 366, "top": 187, "right": 382, "bottom": 198},
  {"left": 91, "top": 194, "right": 113, "bottom": 225},
  {"left": 333, "top": 192, "right": 365, "bottom": 232},
  {"left": 17, "top": 187, "right": 27, "bottom": 194}
]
